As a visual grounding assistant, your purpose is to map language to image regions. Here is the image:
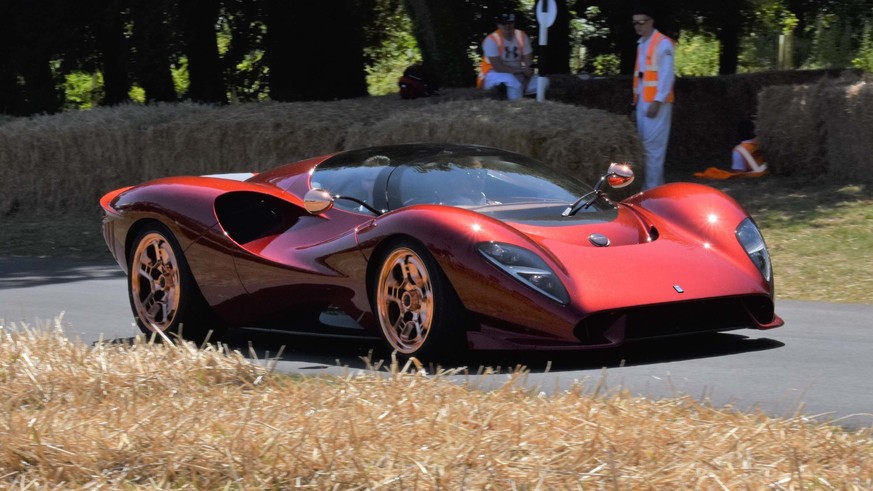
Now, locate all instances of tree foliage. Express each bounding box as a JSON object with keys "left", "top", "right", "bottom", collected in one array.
[{"left": 0, "top": 0, "right": 871, "bottom": 116}]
